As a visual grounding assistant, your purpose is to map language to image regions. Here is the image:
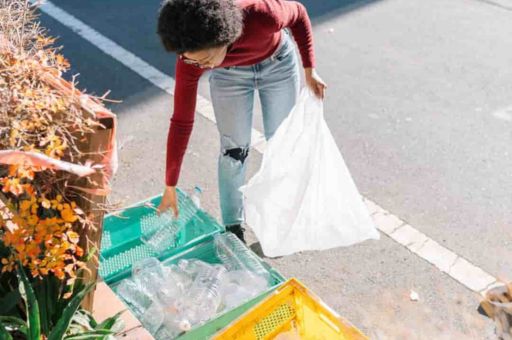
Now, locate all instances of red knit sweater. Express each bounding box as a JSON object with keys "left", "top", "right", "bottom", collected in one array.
[{"left": 166, "top": 0, "right": 315, "bottom": 186}]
